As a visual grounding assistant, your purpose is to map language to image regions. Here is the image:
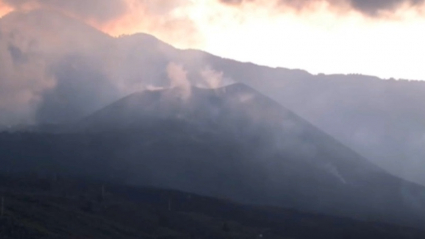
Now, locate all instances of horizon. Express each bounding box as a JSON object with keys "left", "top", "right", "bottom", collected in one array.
[{"left": 1, "top": 0, "right": 425, "bottom": 81}]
